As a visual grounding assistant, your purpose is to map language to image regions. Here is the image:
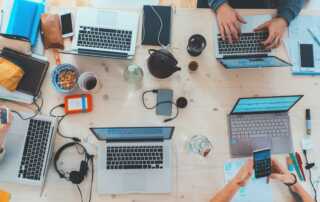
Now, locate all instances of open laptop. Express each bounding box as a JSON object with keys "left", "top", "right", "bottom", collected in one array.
[
  {"left": 68, "top": 7, "right": 139, "bottom": 59},
  {"left": 0, "top": 113, "right": 56, "bottom": 186},
  {"left": 90, "top": 127, "right": 174, "bottom": 194},
  {"left": 228, "top": 95, "right": 303, "bottom": 157}
]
